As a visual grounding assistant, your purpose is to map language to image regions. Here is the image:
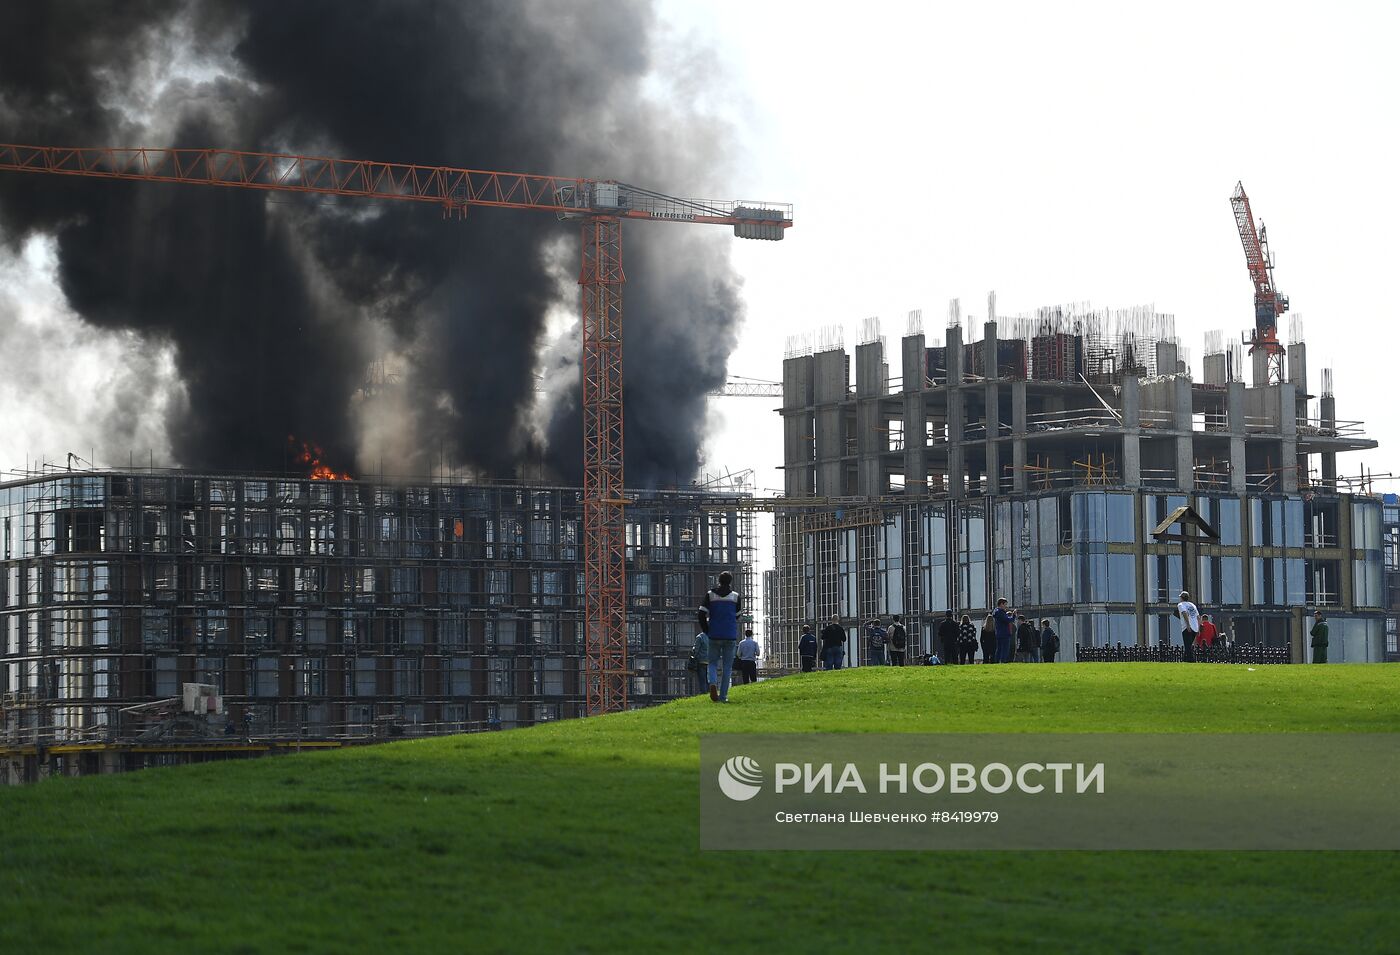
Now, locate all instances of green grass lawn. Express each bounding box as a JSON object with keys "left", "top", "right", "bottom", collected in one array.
[{"left": 2, "top": 664, "right": 1398, "bottom": 954}]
